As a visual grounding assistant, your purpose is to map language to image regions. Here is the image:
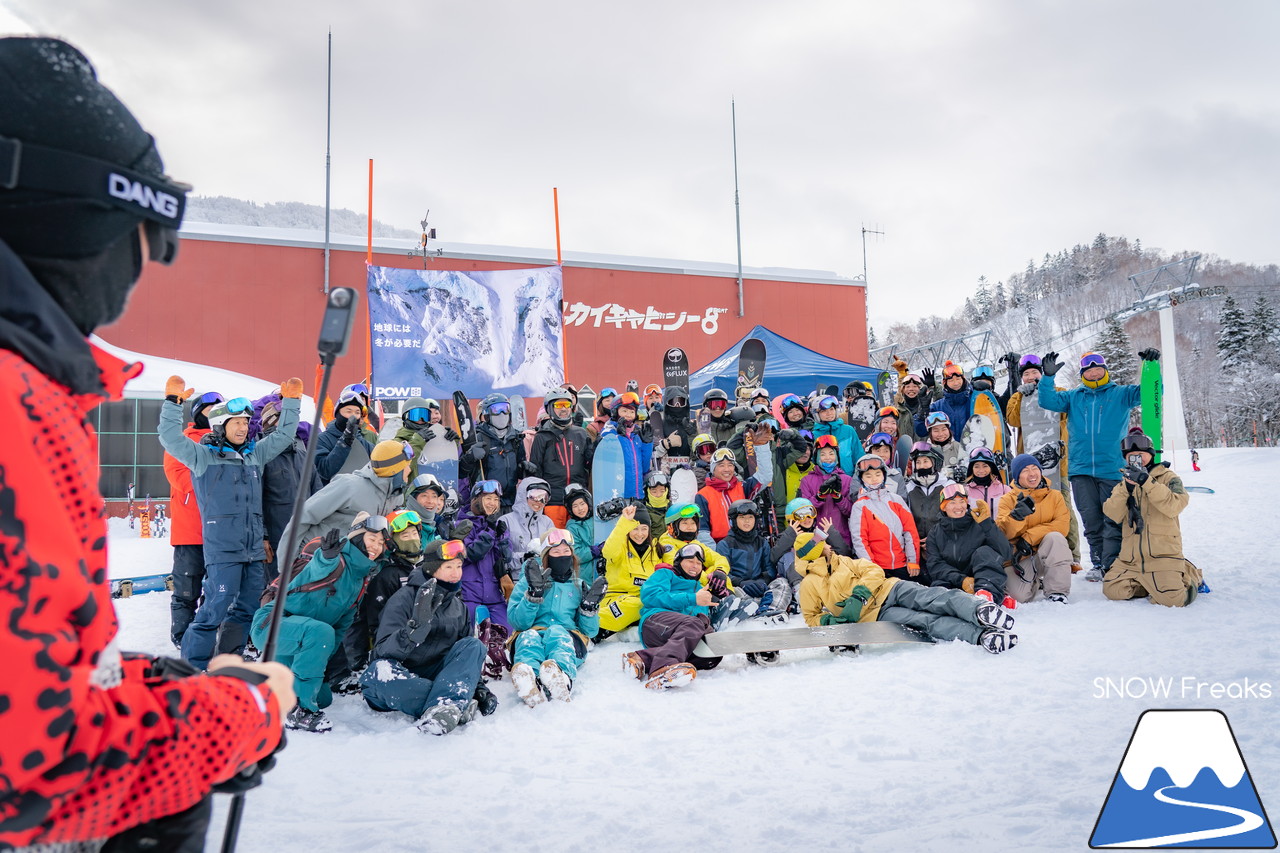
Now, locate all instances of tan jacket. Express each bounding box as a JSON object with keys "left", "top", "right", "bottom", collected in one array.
[
  {"left": 1102, "top": 464, "right": 1189, "bottom": 575},
  {"left": 996, "top": 483, "right": 1069, "bottom": 547},
  {"left": 795, "top": 549, "right": 898, "bottom": 626}
]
